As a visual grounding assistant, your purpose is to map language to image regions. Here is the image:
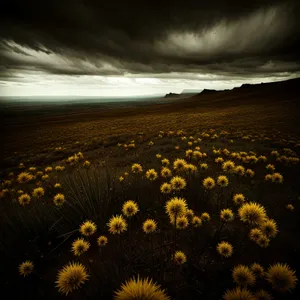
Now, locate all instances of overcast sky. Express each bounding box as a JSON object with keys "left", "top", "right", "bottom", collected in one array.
[{"left": 1, "top": 0, "right": 300, "bottom": 97}]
